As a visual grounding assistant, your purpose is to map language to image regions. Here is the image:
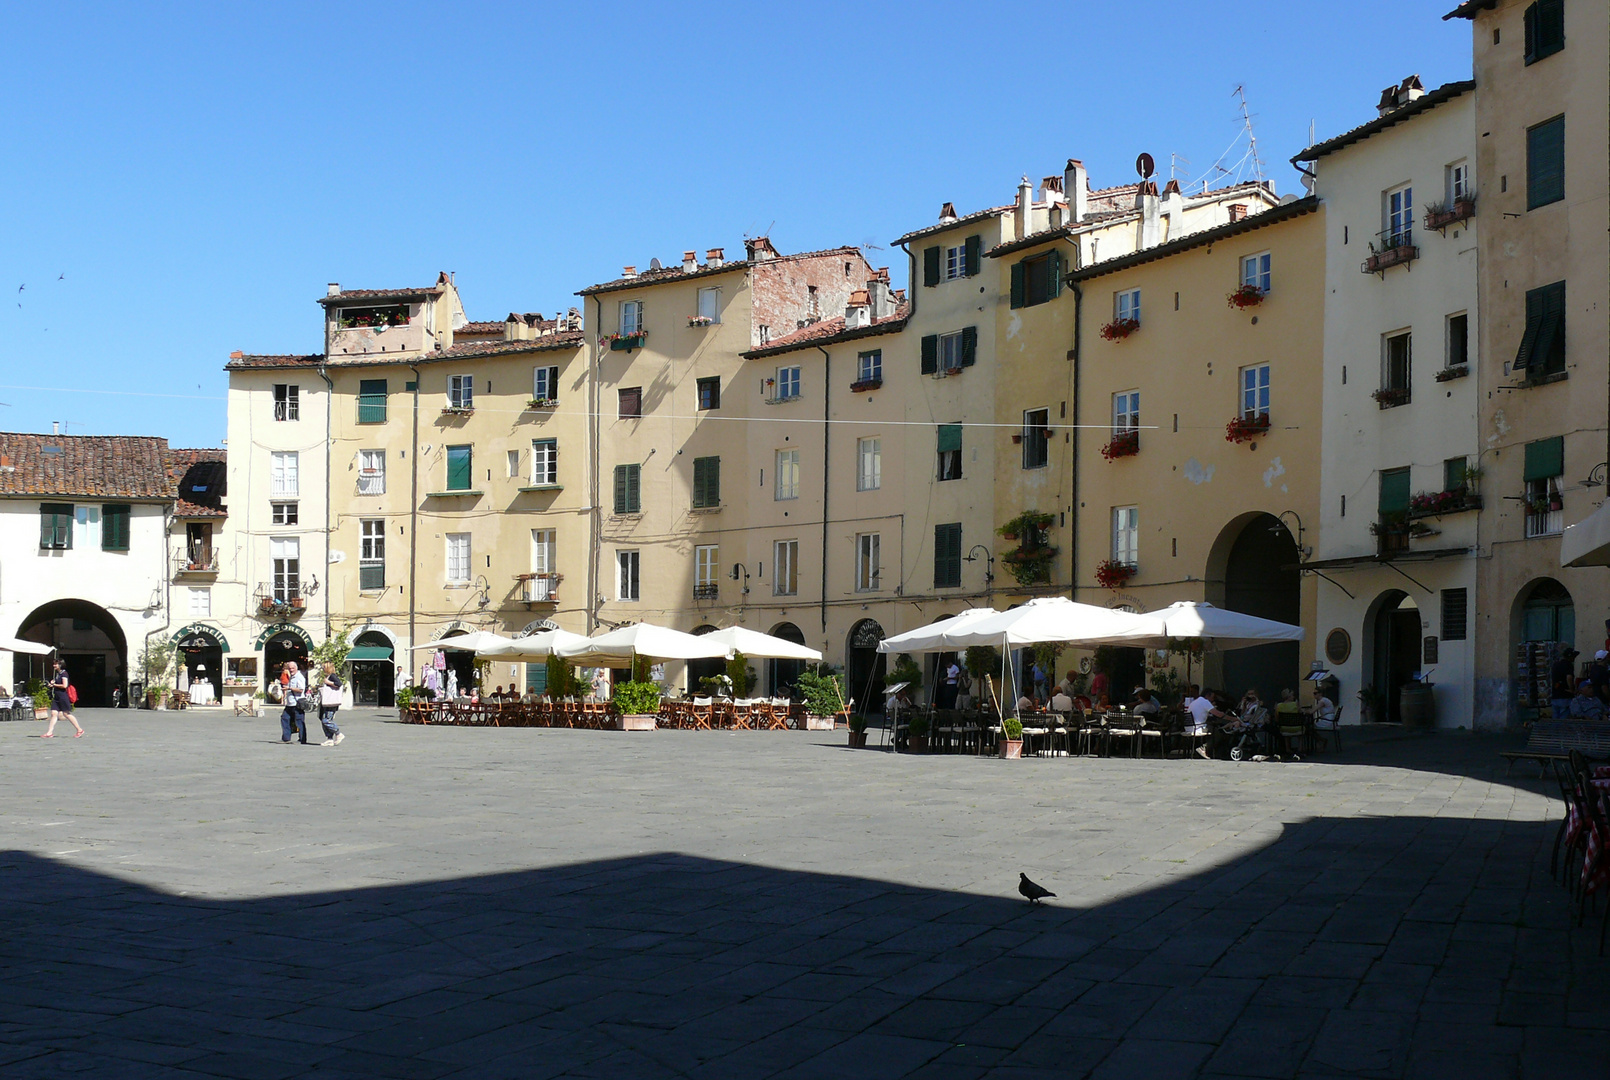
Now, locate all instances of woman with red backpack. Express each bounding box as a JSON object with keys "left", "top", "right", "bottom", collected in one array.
[{"left": 43, "top": 660, "right": 84, "bottom": 738}]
